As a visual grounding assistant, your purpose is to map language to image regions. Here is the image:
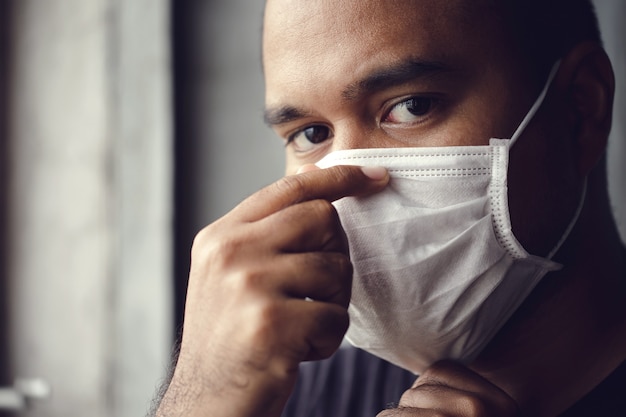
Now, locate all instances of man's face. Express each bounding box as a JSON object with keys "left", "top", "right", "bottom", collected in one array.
[
  {"left": 263, "top": 0, "right": 538, "bottom": 174},
  {"left": 262, "top": 0, "right": 579, "bottom": 257}
]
